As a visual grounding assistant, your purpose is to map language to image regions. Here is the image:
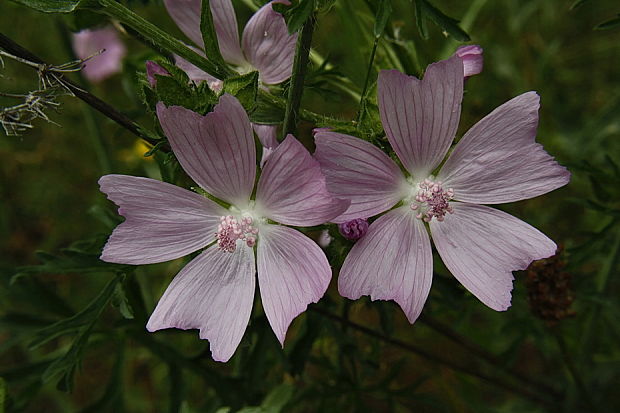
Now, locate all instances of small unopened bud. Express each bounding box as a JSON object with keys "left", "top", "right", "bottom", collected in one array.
[
  {"left": 338, "top": 218, "right": 369, "bottom": 241},
  {"left": 454, "top": 45, "right": 483, "bottom": 79}
]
